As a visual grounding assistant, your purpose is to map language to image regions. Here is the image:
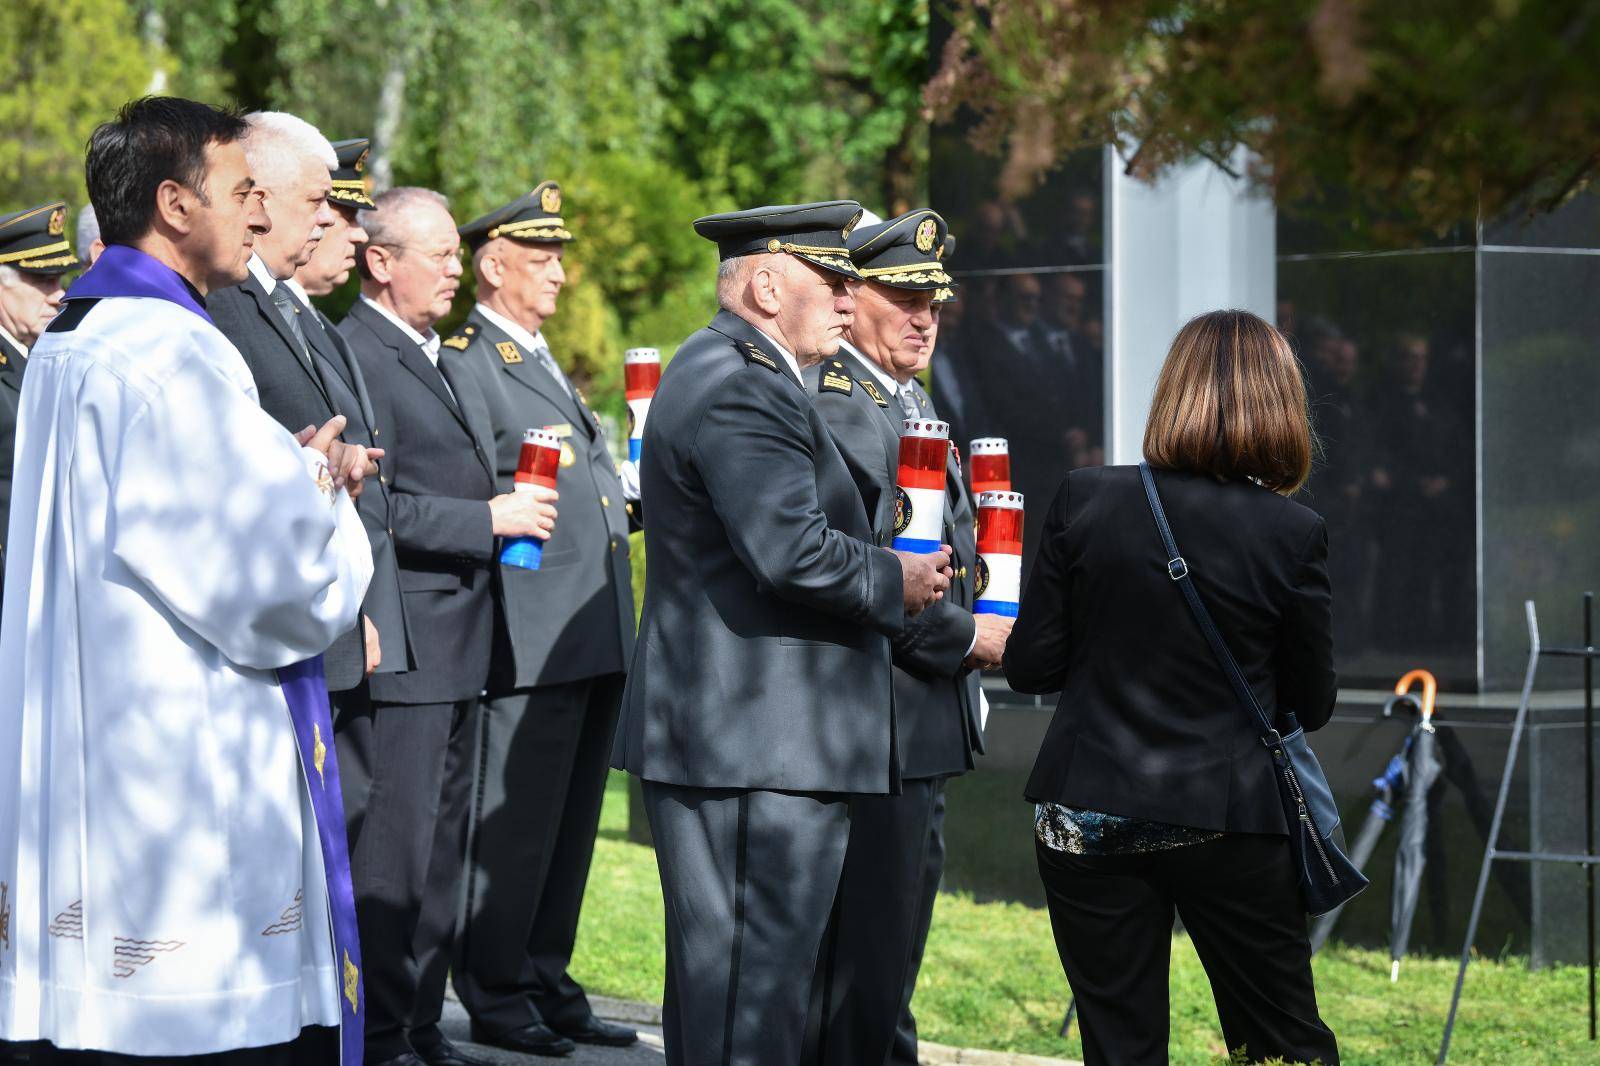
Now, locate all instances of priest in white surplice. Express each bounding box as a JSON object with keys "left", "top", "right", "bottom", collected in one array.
[{"left": 0, "top": 98, "right": 379, "bottom": 1064}]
